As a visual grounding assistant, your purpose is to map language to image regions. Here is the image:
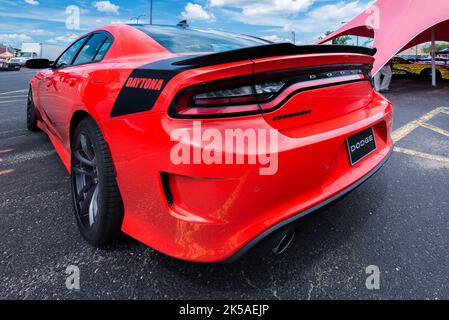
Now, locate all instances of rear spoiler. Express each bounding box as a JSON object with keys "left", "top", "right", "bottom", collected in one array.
[{"left": 172, "top": 43, "right": 377, "bottom": 67}]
